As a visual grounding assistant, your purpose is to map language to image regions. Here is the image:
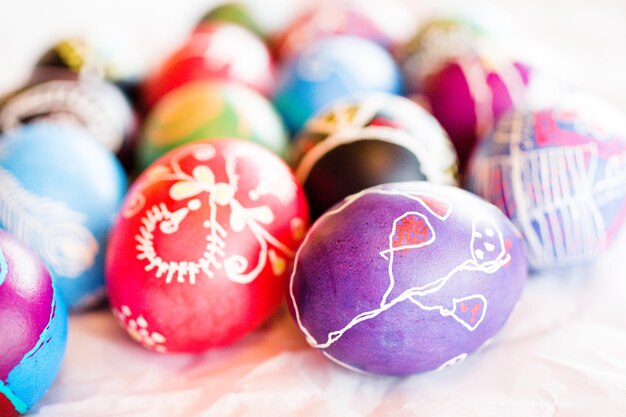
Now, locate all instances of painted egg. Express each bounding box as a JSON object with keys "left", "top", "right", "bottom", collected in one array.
[
  {"left": 399, "top": 17, "right": 531, "bottom": 170},
  {"left": 466, "top": 96, "right": 626, "bottom": 270},
  {"left": 272, "top": 0, "right": 412, "bottom": 60},
  {"left": 0, "top": 78, "right": 136, "bottom": 154},
  {"left": 138, "top": 80, "right": 288, "bottom": 171},
  {"left": 289, "top": 181, "right": 527, "bottom": 375},
  {"left": 106, "top": 139, "right": 309, "bottom": 353},
  {"left": 273, "top": 36, "right": 404, "bottom": 133},
  {"left": 30, "top": 38, "right": 108, "bottom": 83},
  {"left": 0, "top": 123, "right": 127, "bottom": 310},
  {"left": 400, "top": 16, "right": 494, "bottom": 92},
  {"left": 292, "top": 93, "right": 459, "bottom": 219},
  {"left": 0, "top": 230, "right": 68, "bottom": 416},
  {"left": 142, "top": 23, "right": 275, "bottom": 108},
  {"left": 197, "top": 2, "right": 265, "bottom": 39}
]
